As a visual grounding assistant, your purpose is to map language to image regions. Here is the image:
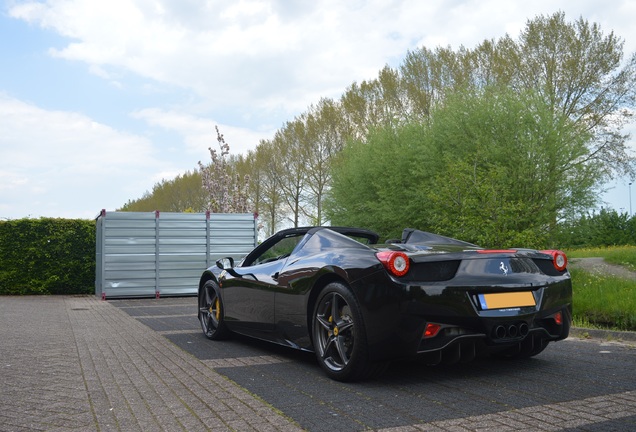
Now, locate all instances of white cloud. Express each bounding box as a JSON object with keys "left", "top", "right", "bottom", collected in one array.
[
  {"left": 131, "top": 108, "right": 274, "bottom": 157},
  {"left": 0, "top": 94, "right": 154, "bottom": 170},
  {"left": 0, "top": 93, "right": 161, "bottom": 218},
  {"left": 10, "top": 0, "right": 636, "bottom": 120}
]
